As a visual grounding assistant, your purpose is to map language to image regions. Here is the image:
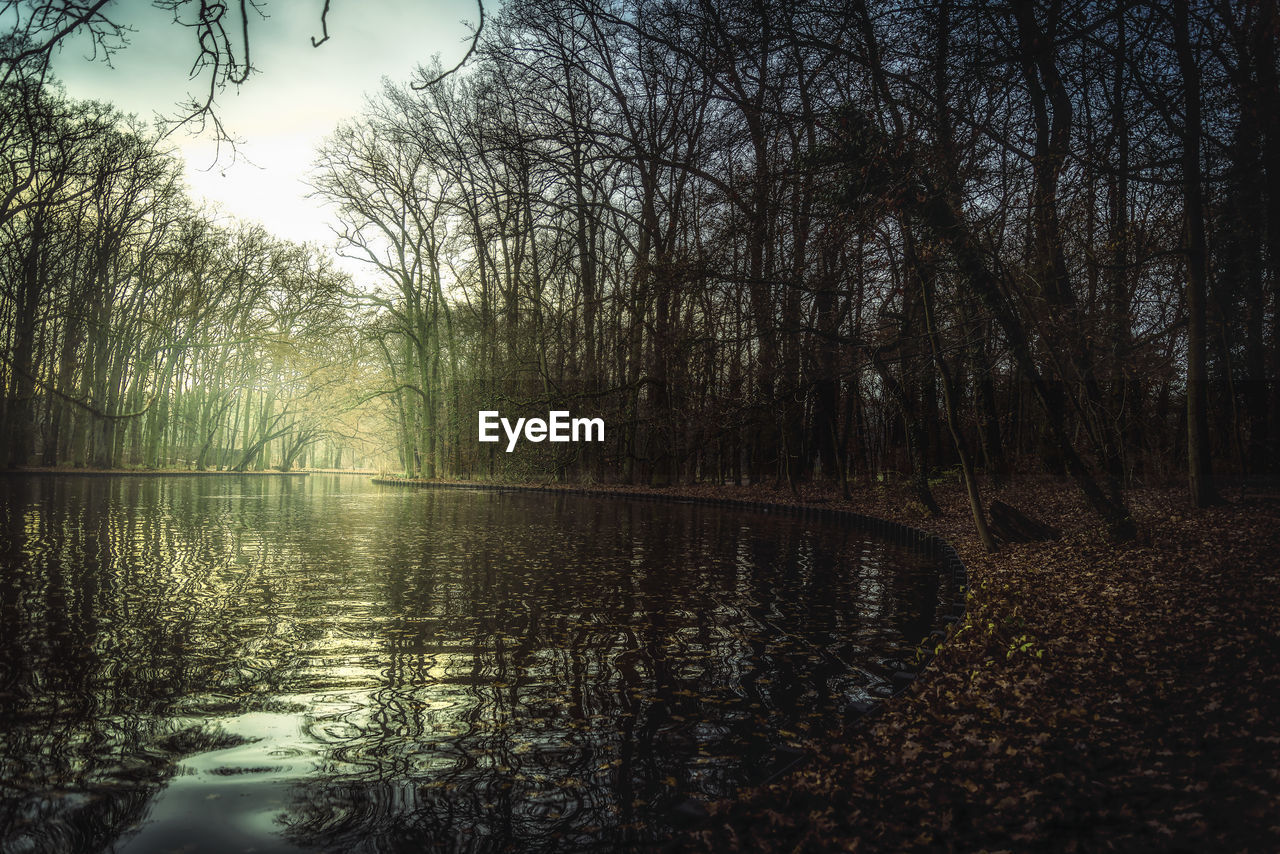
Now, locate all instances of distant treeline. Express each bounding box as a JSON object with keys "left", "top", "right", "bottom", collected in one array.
[
  {"left": 0, "top": 82, "right": 386, "bottom": 472},
  {"left": 313, "top": 0, "right": 1275, "bottom": 537}
]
